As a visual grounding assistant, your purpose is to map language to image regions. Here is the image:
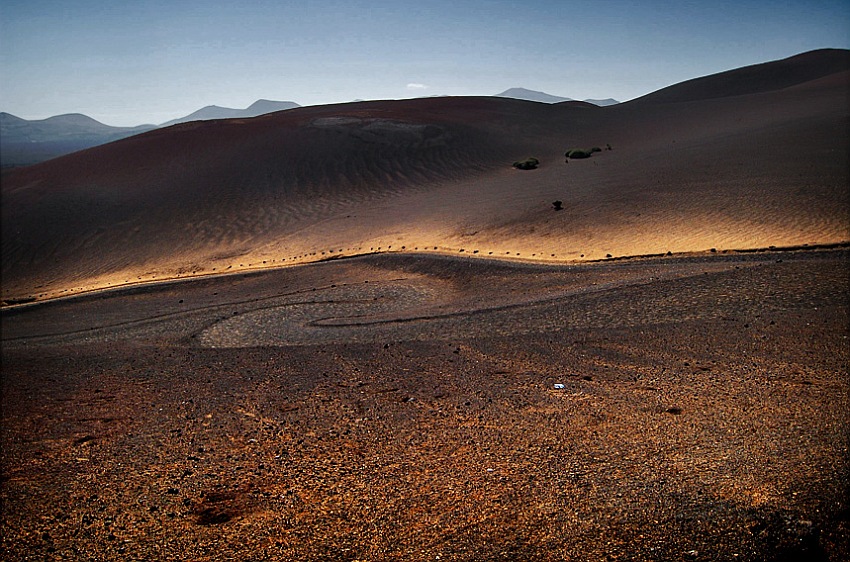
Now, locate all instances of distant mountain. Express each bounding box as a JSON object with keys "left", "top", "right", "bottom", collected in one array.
[
  {"left": 0, "top": 99, "right": 302, "bottom": 167},
  {"left": 495, "top": 88, "right": 619, "bottom": 106},
  {"left": 581, "top": 98, "right": 620, "bottom": 107},
  {"left": 495, "top": 88, "right": 570, "bottom": 103},
  {"left": 160, "top": 99, "right": 300, "bottom": 127},
  {"left": 0, "top": 112, "right": 156, "bottom": 168},
  {"left": 0, "top": 112, "right": 155, "bottom": 143}
]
